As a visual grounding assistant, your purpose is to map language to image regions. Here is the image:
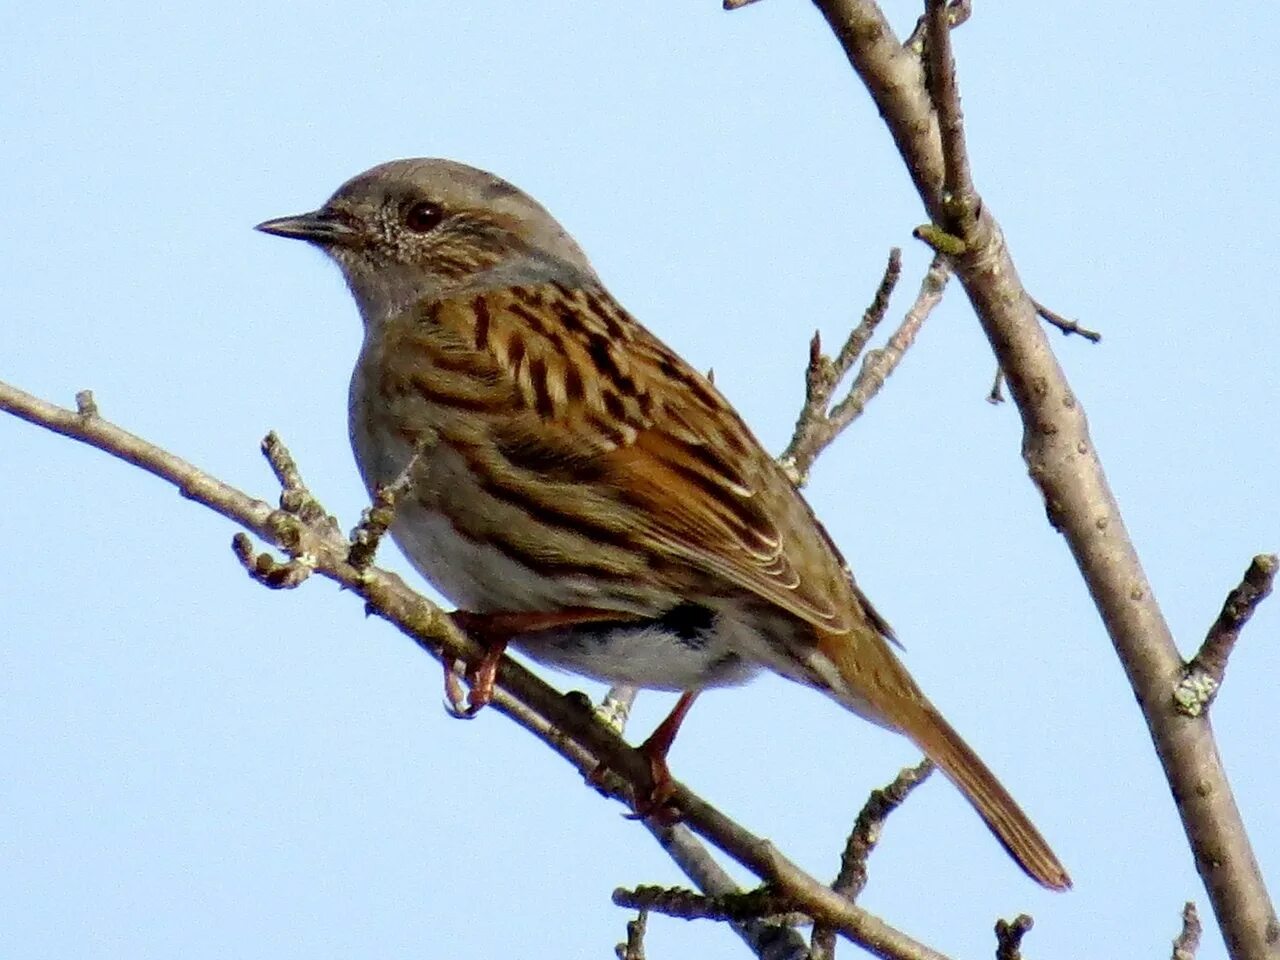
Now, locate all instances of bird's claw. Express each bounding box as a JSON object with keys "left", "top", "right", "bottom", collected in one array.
[
  {"left": 586, "top": 749, "right": 683, "bottom": 825},
  {"left": 441, "top": 649, "right": 499, "bottom": 719}
]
